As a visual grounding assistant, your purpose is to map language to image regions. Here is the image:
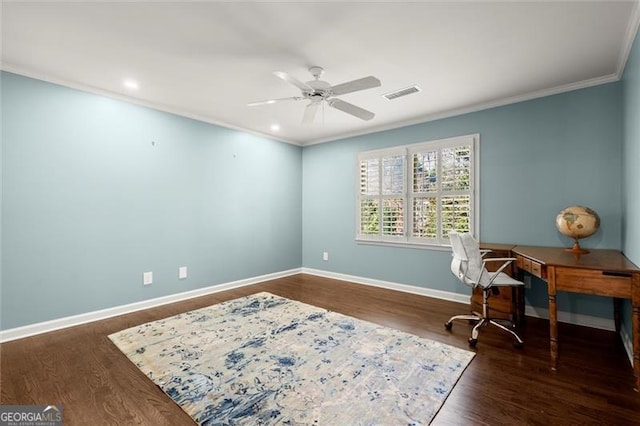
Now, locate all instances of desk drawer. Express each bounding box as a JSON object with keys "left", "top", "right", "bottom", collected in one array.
[
  {"left": 554, "top": 267, "right": 632, "bottom": 297},
  {"left": 516, "top": 255, "right": 543, "bottom": 278},
  {"left": 531, "top": 261, "right": 542, "bottom": 278}
]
